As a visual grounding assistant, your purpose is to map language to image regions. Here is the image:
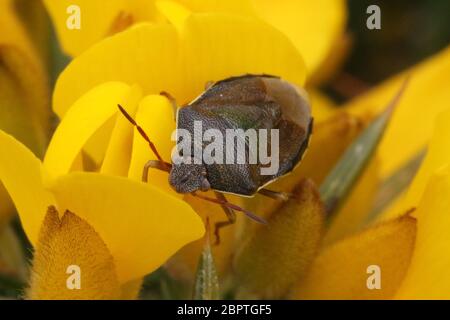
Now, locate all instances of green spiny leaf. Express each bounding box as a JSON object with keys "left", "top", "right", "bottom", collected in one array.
[
  {"left": 193, "top": 228, "right": 219, "bottom": 300},
  {"left": 320, "top": 77, "right": 410, "bottom": 215}
]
